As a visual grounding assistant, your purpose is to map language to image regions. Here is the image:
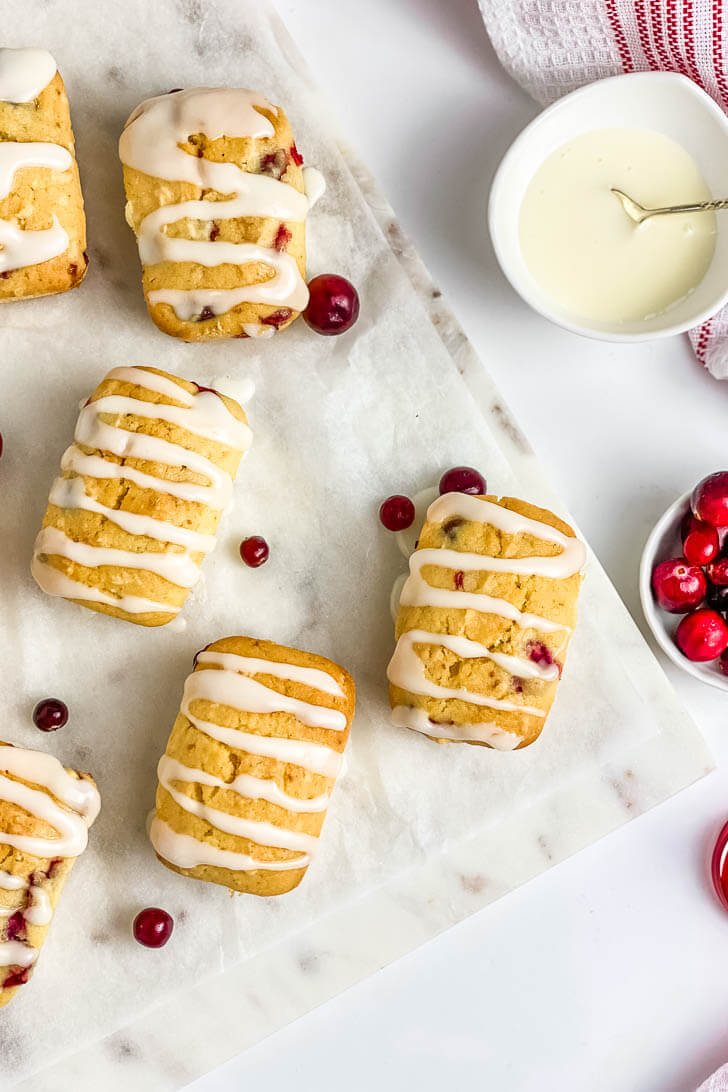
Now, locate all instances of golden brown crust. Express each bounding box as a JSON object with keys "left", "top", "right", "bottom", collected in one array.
[
  {"left": 122, "top": 98, "right": 305, "bottom": 341},
  {"left": 154, "top": 636, "right": 355, "bottom": 896},
  {"left": 389, "top": 495, "right": 582, "bottom": 749},
  {"left": 34, "top": 366, "right": 248, "bottom": 626},
  {"left": 0, "top": 741, "right": 97, "bottom": 1009},
  {"left": 0, "top": 71, "right": 87, "bottom": 302}
]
